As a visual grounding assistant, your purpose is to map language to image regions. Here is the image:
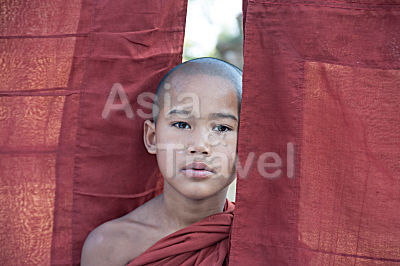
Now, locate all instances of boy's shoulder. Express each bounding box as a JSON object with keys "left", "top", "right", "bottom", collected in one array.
[{"left": 81, "top": 197, "right": 164, "bottom": 266}]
